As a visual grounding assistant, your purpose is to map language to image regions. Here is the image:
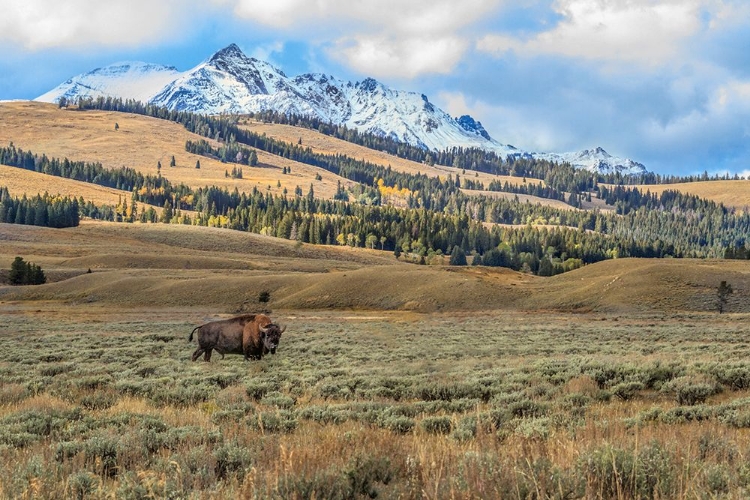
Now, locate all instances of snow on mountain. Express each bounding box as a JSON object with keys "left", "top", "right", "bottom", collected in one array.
[
  {"left": 36, "top": 44, "right": 647, "bottom": 175},
  {"left": 37, "top": 62, "right": 180, "bottom": 104},
  {"left": 534, "top": 147, "right": 647, "bottom": 176}
]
